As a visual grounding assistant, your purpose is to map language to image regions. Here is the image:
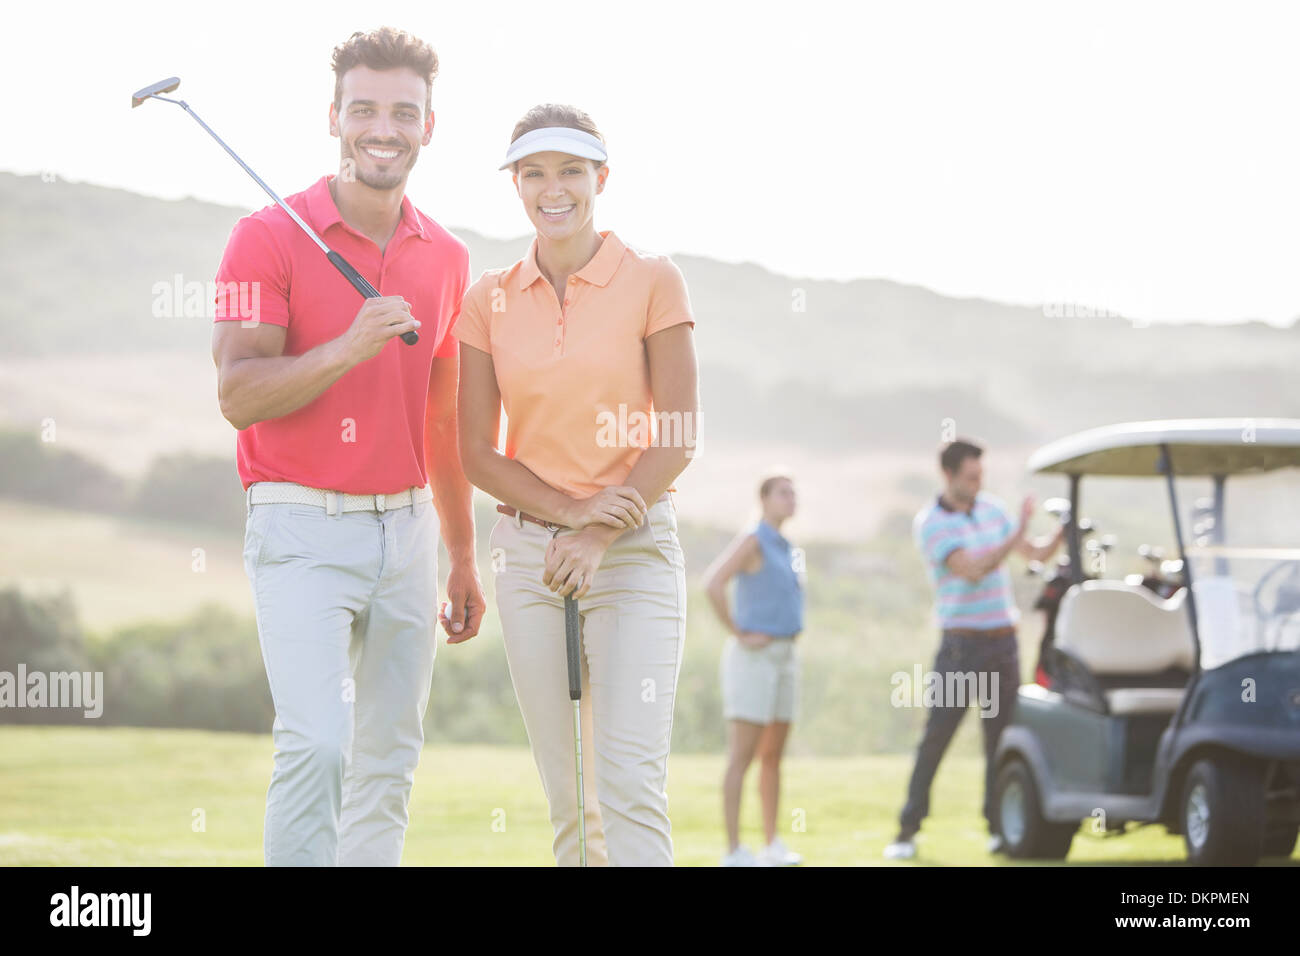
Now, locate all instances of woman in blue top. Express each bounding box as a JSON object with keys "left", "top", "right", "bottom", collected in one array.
[{"left": 703, "top": 473, "right": 805, "bottom": 867}]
